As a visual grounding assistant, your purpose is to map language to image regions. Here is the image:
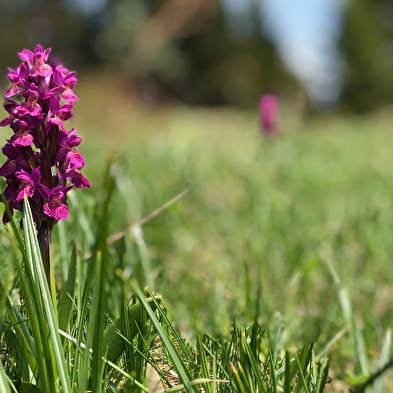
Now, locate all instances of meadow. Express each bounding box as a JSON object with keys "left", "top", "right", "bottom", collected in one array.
[{"left": 1, "top": 73, "right": 393, "bottom": 392}]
